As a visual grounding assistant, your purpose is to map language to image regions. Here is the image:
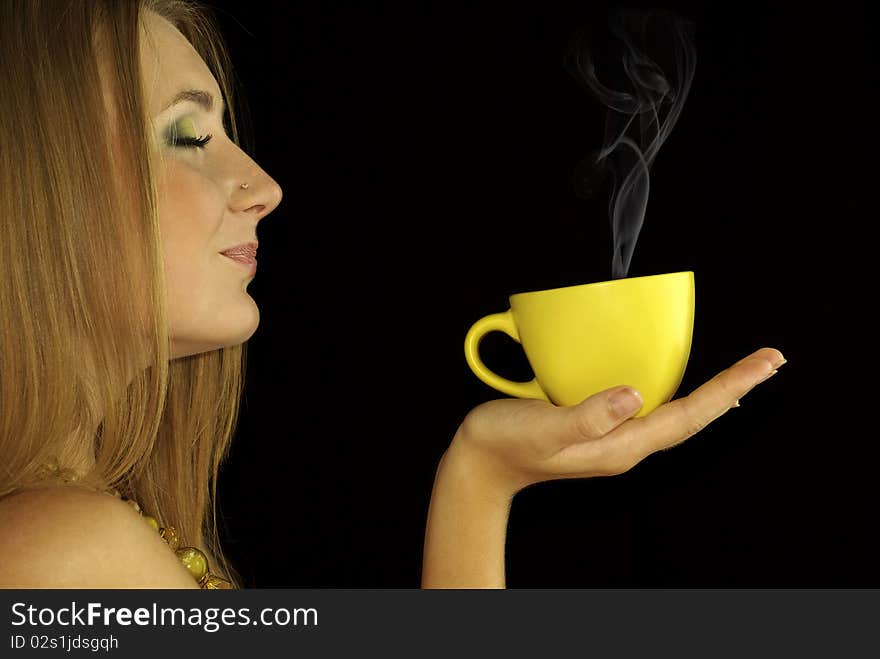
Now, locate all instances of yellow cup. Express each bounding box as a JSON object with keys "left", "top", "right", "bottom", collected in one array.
[{"left": 464, "top": 271, "right": 695, "bottom": 417}]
